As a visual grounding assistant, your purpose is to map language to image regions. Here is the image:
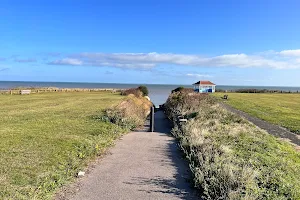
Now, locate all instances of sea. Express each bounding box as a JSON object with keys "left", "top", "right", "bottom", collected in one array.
[{"left": 1, "top": 81, "right": 299, "bottom": 106}]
